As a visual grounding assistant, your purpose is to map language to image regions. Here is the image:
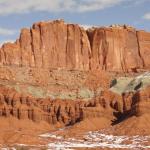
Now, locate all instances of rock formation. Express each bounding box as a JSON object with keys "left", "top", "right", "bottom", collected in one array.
[
  {"left": 0, "top": 20, "right": 150, "bottom": 72},
  {"left": 0, "top": 20, "right": 91, "bottom": 70},
  {"left": 0, "top": 86, "right": 114, "bottom": 126},
  {"left": 0, "top": 19, "right": 150, "bottom": 147},
  {"left": 133, "top": 86, "right": 150, "bottom": 116},
  {"left": 88, "top": 27, "right": 143, "bottom": 72}
]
